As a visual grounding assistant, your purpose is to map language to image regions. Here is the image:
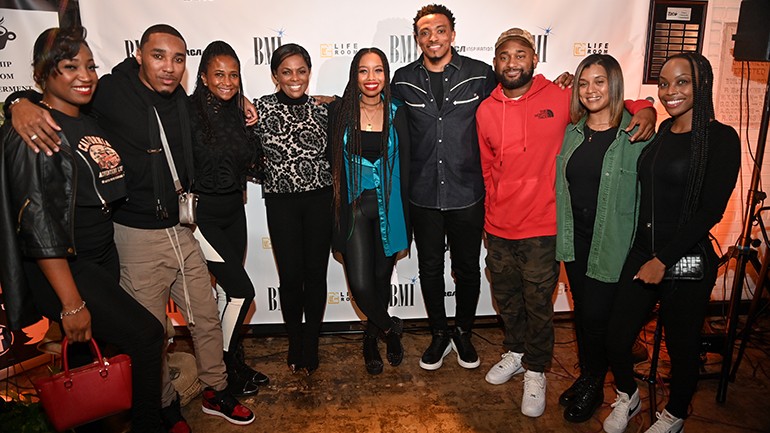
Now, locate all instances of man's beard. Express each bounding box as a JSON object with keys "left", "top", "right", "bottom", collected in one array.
[
  {"left": 423, "top": 48, "right": 450, "bottom": 65},
  {"left": 497, "top": 64, "right": 535, "bottom": 90}
]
